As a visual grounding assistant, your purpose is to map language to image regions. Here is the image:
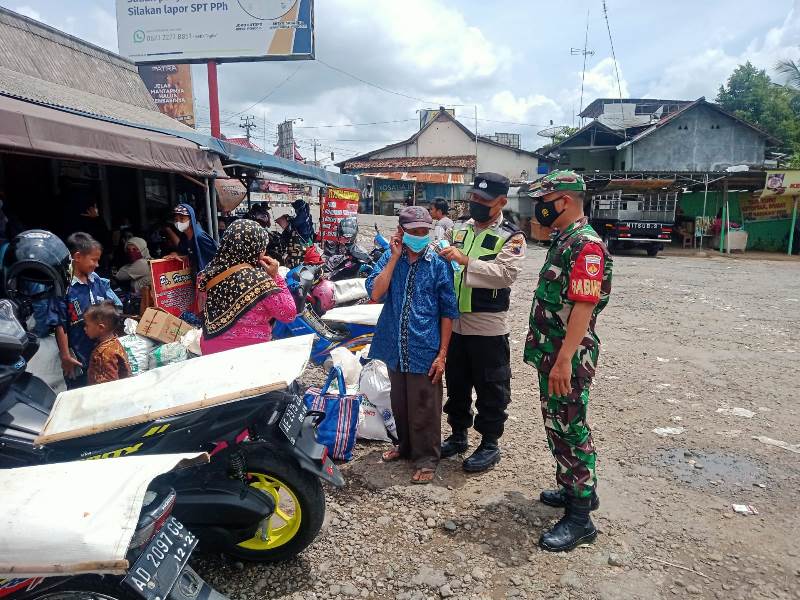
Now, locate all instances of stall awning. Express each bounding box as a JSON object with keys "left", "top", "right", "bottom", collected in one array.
[
  {"left": 0, "top": 95, "right": 223, "bottom": 177},
  {"left": 360, "top": 172, "right": 466, "bottom": 184}
]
